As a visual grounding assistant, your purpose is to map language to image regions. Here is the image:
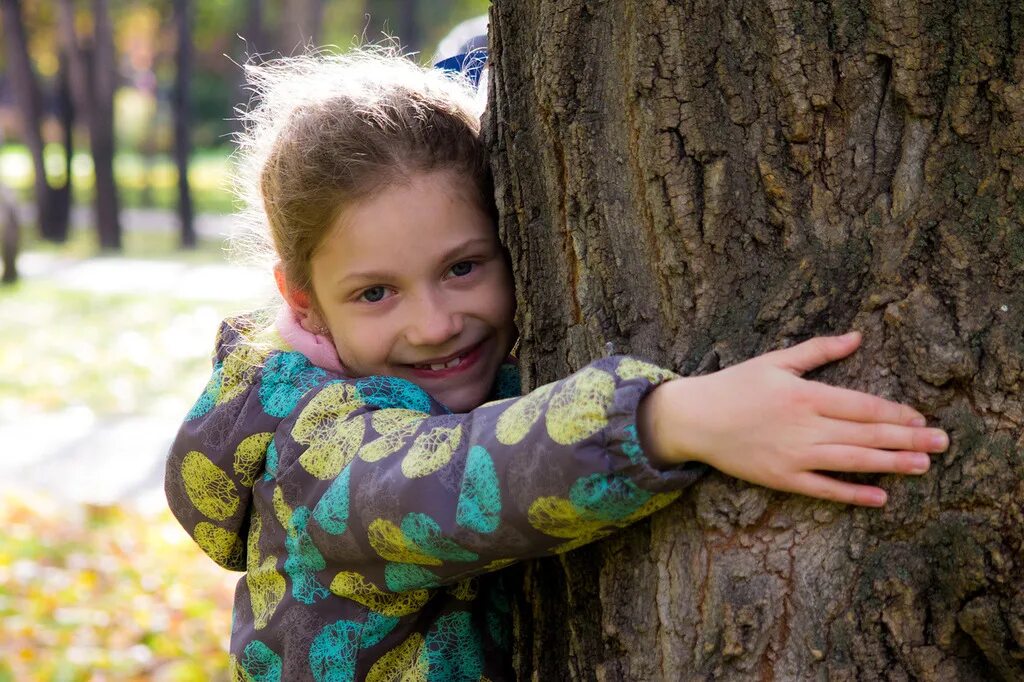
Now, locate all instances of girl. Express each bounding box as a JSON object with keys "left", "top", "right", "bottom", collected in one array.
[{"left": 165, "top": 50, "right": 948, "bottom": 681}]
